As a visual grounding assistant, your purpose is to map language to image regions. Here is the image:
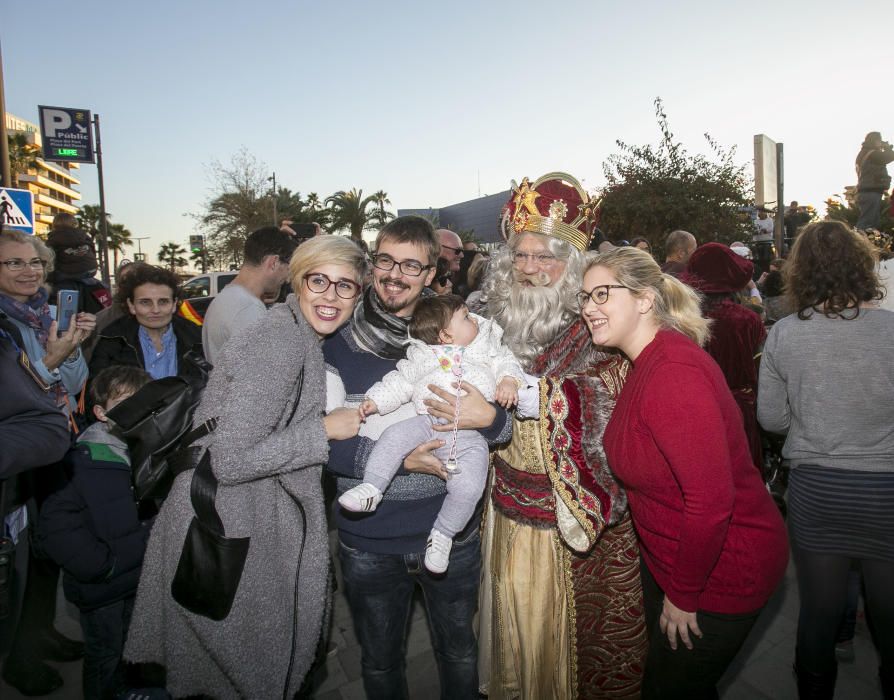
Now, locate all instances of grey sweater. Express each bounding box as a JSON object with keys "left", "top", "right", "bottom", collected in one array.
[{"left": 757, "top": 307, "right": 894, "bottom": 472}]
